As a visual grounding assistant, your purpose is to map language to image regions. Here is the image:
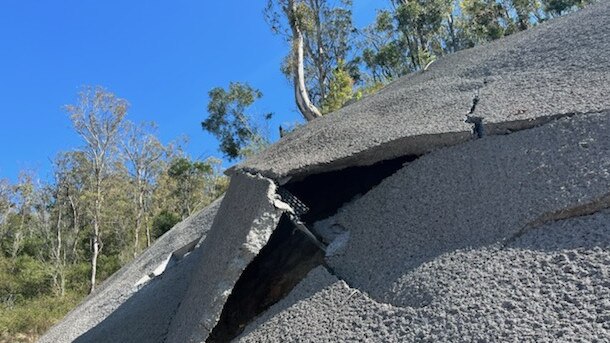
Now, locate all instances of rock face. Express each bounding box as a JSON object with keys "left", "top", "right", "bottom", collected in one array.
[{"left": 40, "top": 2, "right": 610, "bottom": 342}]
